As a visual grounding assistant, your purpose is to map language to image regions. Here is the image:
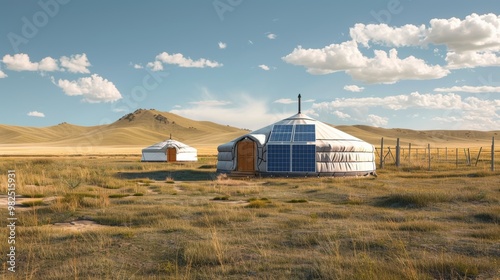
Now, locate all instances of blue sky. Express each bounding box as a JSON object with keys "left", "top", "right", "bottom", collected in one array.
[{"left": 1, "top": 0, "right": 499, "bottom": 131}]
